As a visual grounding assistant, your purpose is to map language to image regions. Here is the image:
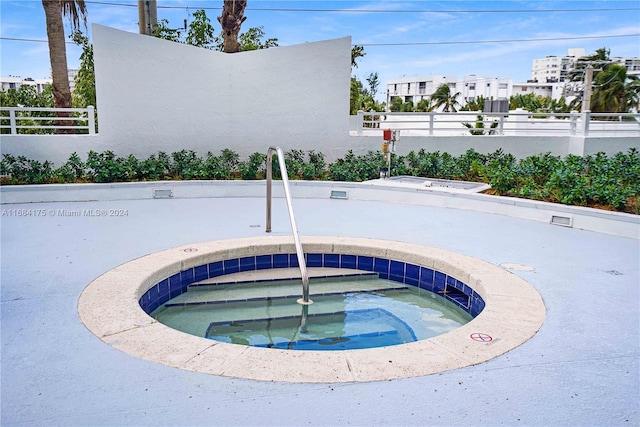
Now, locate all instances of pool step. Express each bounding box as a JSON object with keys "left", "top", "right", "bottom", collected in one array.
[
  {"left": 189, "top": 267, "right": 377, "bottom": 288},
  {"left": 167, "top": 269, "right": 405, "bottom": 306},
  {"left": 205, "top": 307, "right": 418, "bottom": 350},
  {"left": 156, "top": 274, "right": 410, "bottom": 326}
]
